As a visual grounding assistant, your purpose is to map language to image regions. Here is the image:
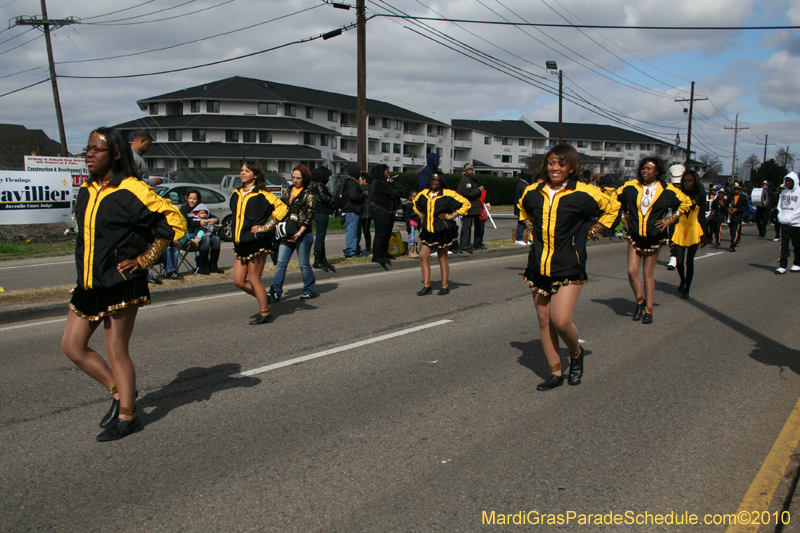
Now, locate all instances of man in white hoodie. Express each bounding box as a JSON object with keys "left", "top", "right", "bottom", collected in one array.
[{"left": 776, "top": 172, "right": 800, "bottom": 274}]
